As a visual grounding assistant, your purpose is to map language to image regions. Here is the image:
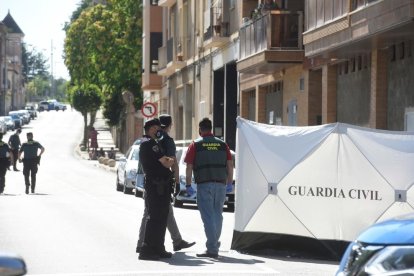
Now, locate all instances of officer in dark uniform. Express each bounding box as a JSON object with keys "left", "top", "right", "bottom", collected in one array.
[
  {"left": 8, "top": 128, "right": 21, "bottom": 171},
  {"left": 0, "top": 133, "right": 13, "bottom": 194},
  {"left": 138, "top": 118, "right": 175, "bottom": 261},
  {"left": 18, "top": 132, "right": 45, "bottom": 194}
]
